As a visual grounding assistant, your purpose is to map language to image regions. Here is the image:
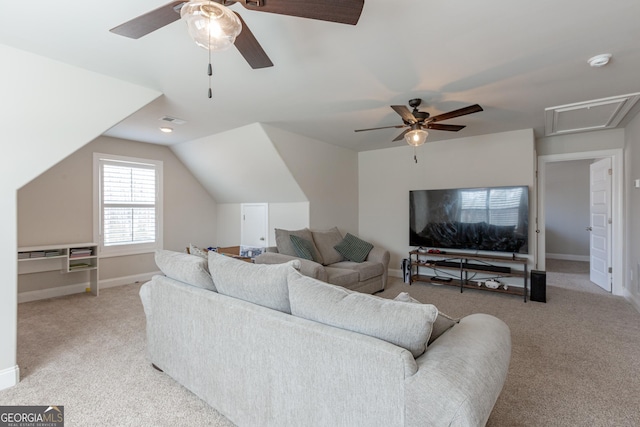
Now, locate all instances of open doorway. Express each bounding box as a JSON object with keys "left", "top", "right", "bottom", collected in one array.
[{"left": 537, "top": 148, "right": 624, "bottom": 296}]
